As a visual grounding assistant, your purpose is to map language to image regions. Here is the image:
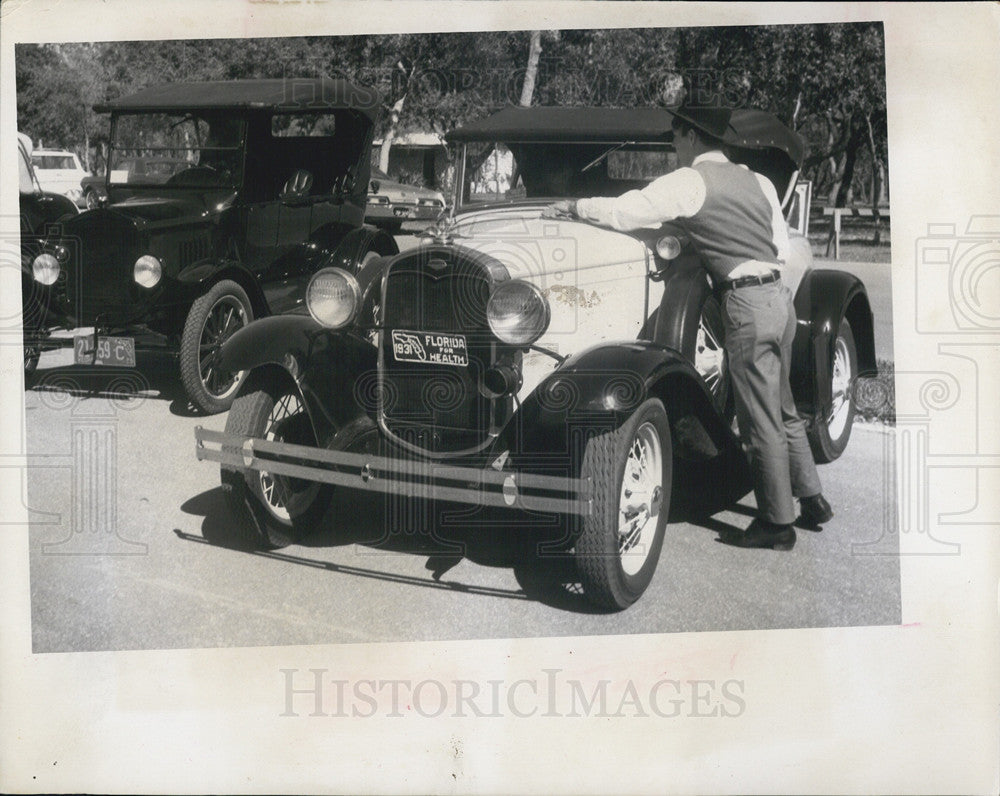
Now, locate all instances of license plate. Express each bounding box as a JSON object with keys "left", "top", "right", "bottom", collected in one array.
[
  {"left": 393, "top": 207, "right": 411, "bottom": 217},
  {"left": 74, "top": 335, "right": 136, "bottom": 367},
  {"left": 391, "top": 330, "right": 468, "bottom": 367}
]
